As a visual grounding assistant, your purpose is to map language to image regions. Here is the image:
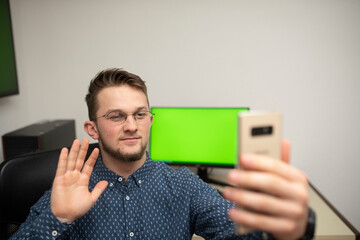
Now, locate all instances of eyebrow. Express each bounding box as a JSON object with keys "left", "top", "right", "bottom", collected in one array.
[
  {"left": 136, "top": 106, "right": 149, "bottom": 111},
  {"left": 107, "top": 106, "right": 149, "bottom": 113}
]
